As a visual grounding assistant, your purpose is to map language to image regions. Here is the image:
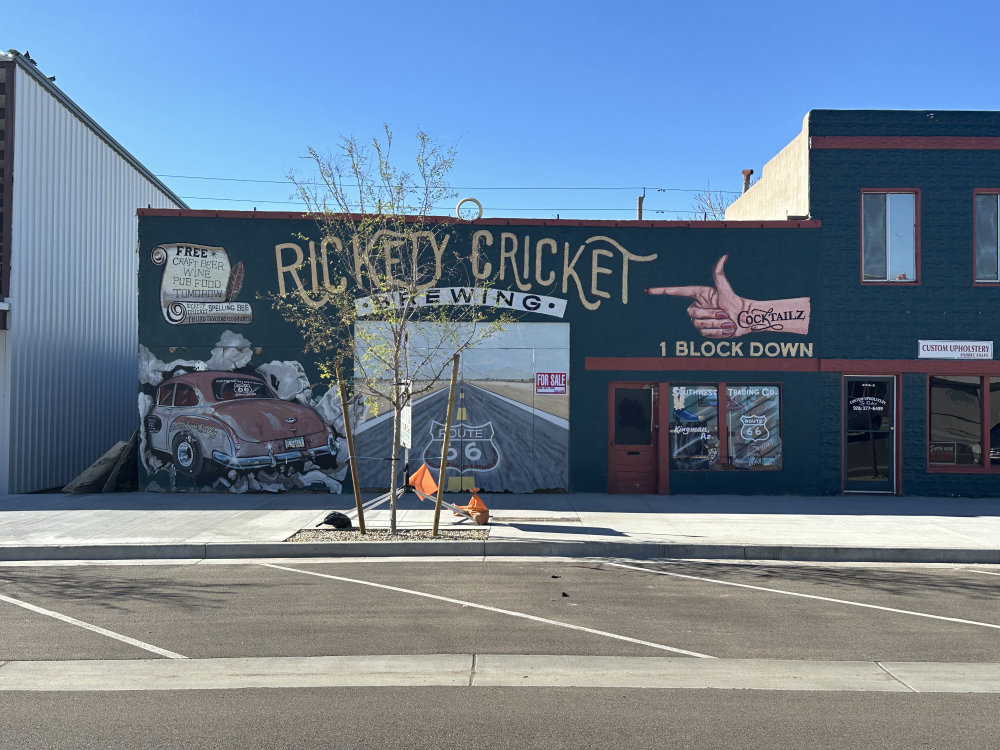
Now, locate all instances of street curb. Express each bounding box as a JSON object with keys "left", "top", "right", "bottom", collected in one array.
[
  {"left": 205, "top": 541, "right": 490, "bottom": 559},
  {"left": 0, "top": 544, "right": 206, "bottom": 562},
  {"left": 1, "top": 540, "right": 999, "bottom": 564}
]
